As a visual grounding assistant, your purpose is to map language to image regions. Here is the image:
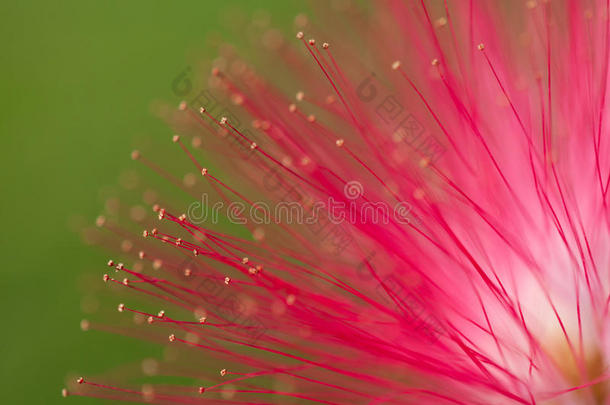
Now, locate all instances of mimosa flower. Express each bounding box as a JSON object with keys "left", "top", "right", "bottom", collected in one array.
[{"left": 68, "top": 1, "right": 610, "bottom": 404}]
